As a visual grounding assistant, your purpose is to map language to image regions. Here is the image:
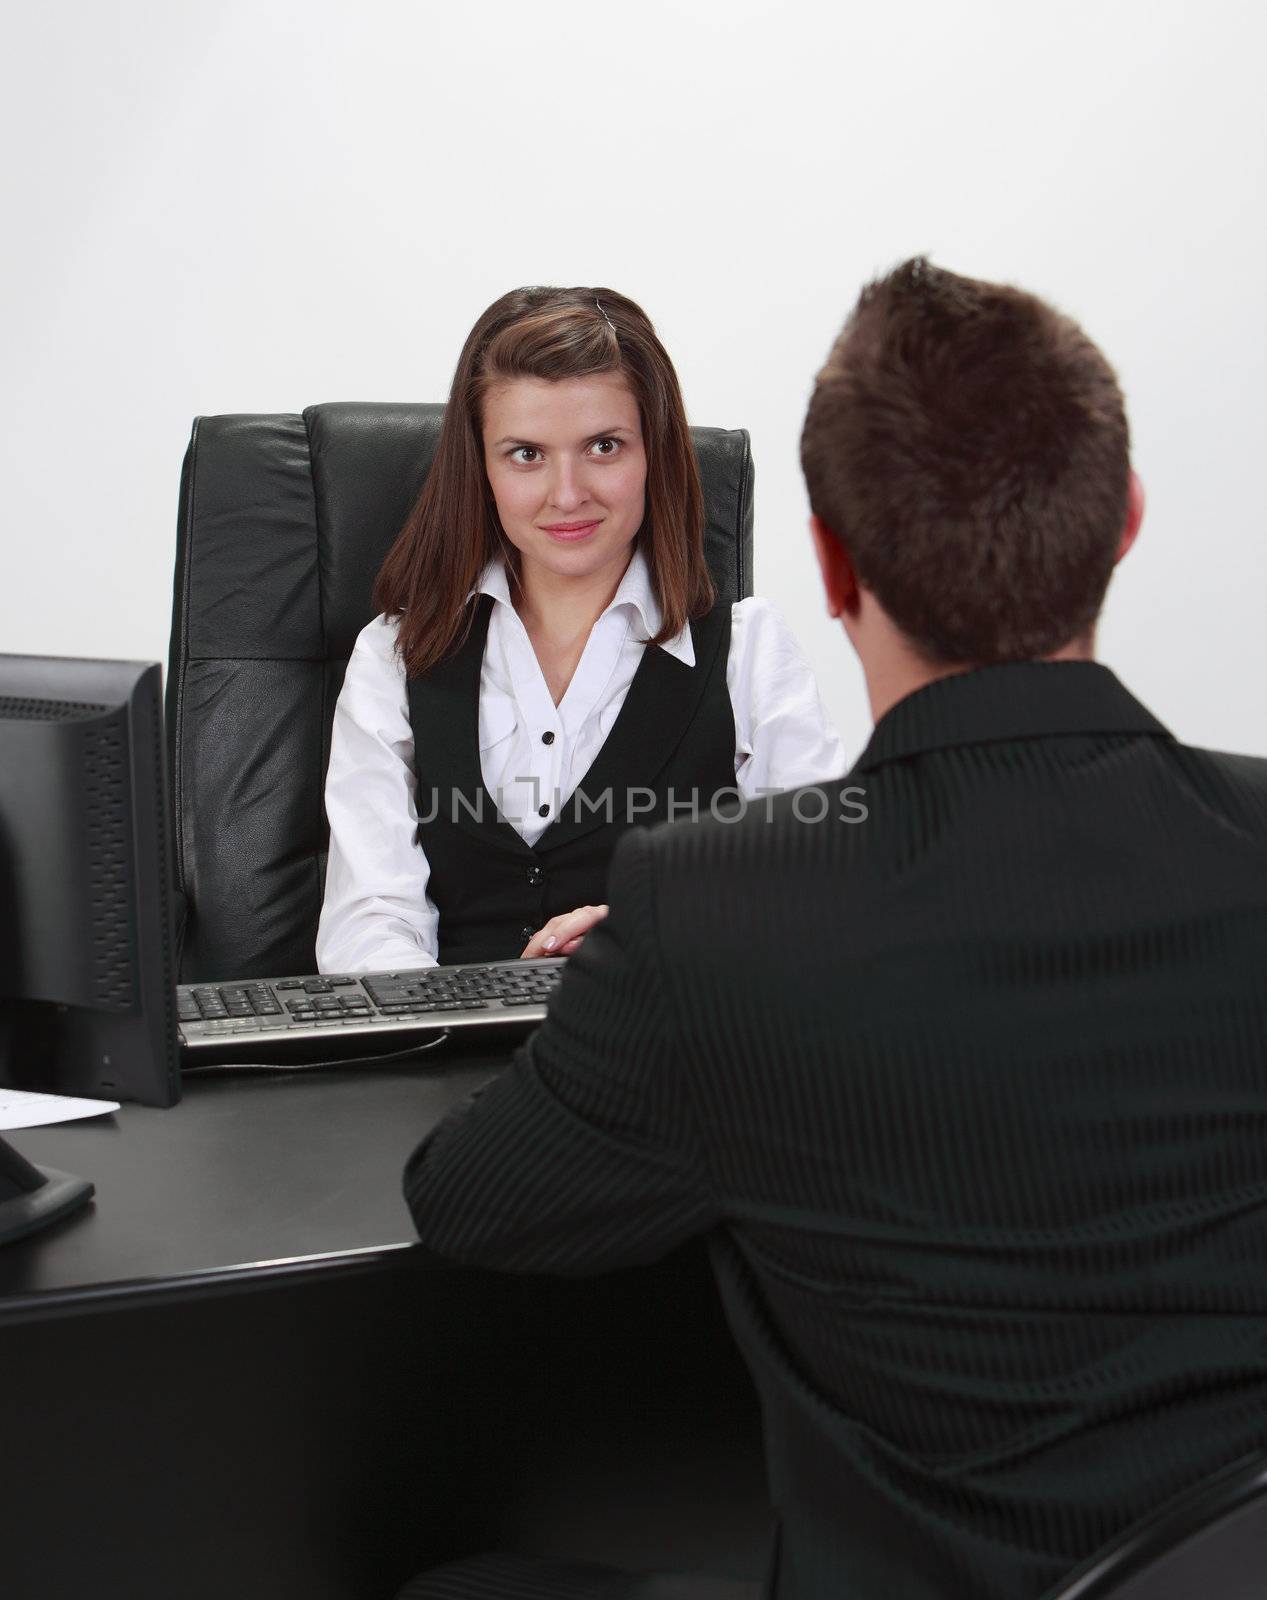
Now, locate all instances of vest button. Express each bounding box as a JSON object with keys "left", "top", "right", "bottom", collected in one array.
[
  {"left": 520, "top": 925, "right": 536, "bottom": 944},
  {"left": 541, "top": 730, "right": 555, "bottom": 745},
  {"left": 528, "top": 865, "right": 544, "bottom": 886}
]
